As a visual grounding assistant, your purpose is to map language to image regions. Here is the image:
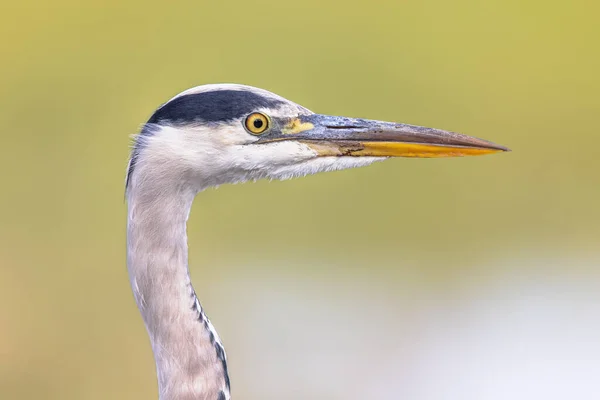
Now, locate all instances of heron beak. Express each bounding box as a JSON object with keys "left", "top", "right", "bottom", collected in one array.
[{"left": 265, "top": 114, "right": 509, "bottom": 157}]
